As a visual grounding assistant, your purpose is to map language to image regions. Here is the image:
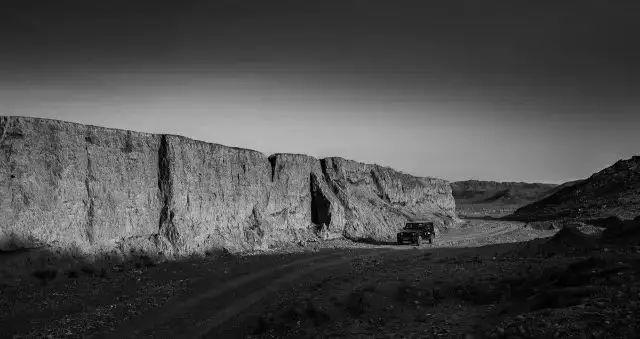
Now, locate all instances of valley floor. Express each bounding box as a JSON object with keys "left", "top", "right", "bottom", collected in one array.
[{"left": 2, "top": 220, "right": 639, "bottom": 338}]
